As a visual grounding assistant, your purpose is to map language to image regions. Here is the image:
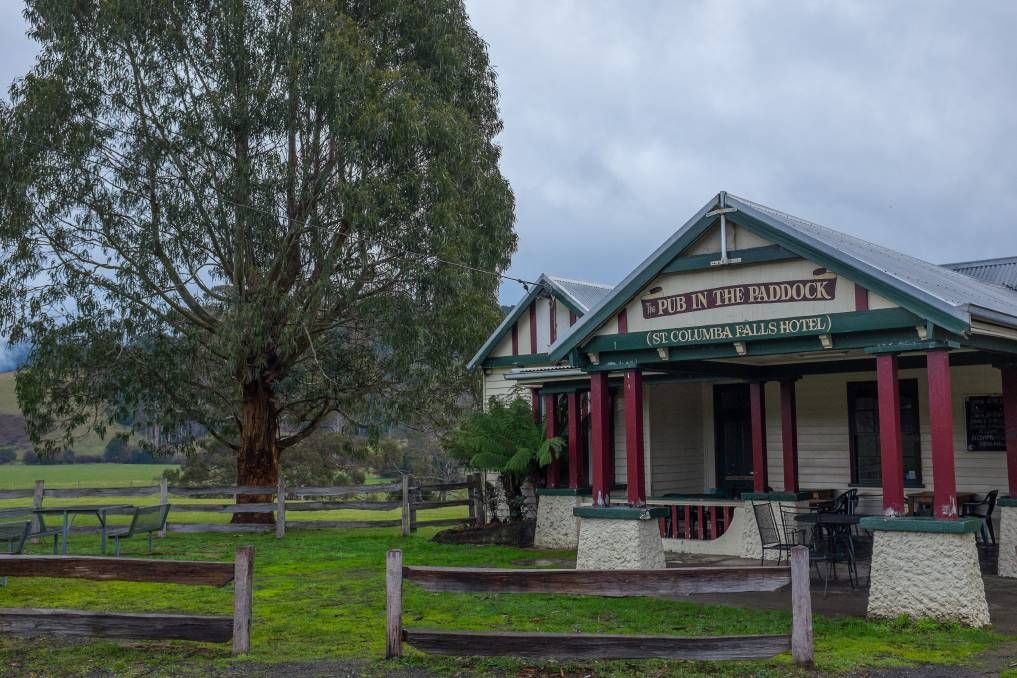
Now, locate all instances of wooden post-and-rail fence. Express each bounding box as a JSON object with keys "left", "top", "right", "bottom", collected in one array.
[
  {"left": 0, "top": 546, "right": 255, "bottom": 655},
  {"left": 385, "top": 546, "right": 814, "bottom": 666},
  {"left": 0, "top": 474, "right": 486, "bottom": 538}
]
